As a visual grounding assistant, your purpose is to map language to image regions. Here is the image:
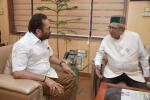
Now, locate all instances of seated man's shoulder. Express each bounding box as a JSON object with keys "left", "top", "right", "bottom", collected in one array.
[
  {"left": 126, "top": 30, "right": 140, "bottom": 38},
  {"left": 13, "top": 38, "right": 31, "bottom": 51},
  {"left": 103, "top": 34, "right": 111, "bottom": 41},
  {"left": 13, "top": 33, "right": 36, "bottom": 50}
]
